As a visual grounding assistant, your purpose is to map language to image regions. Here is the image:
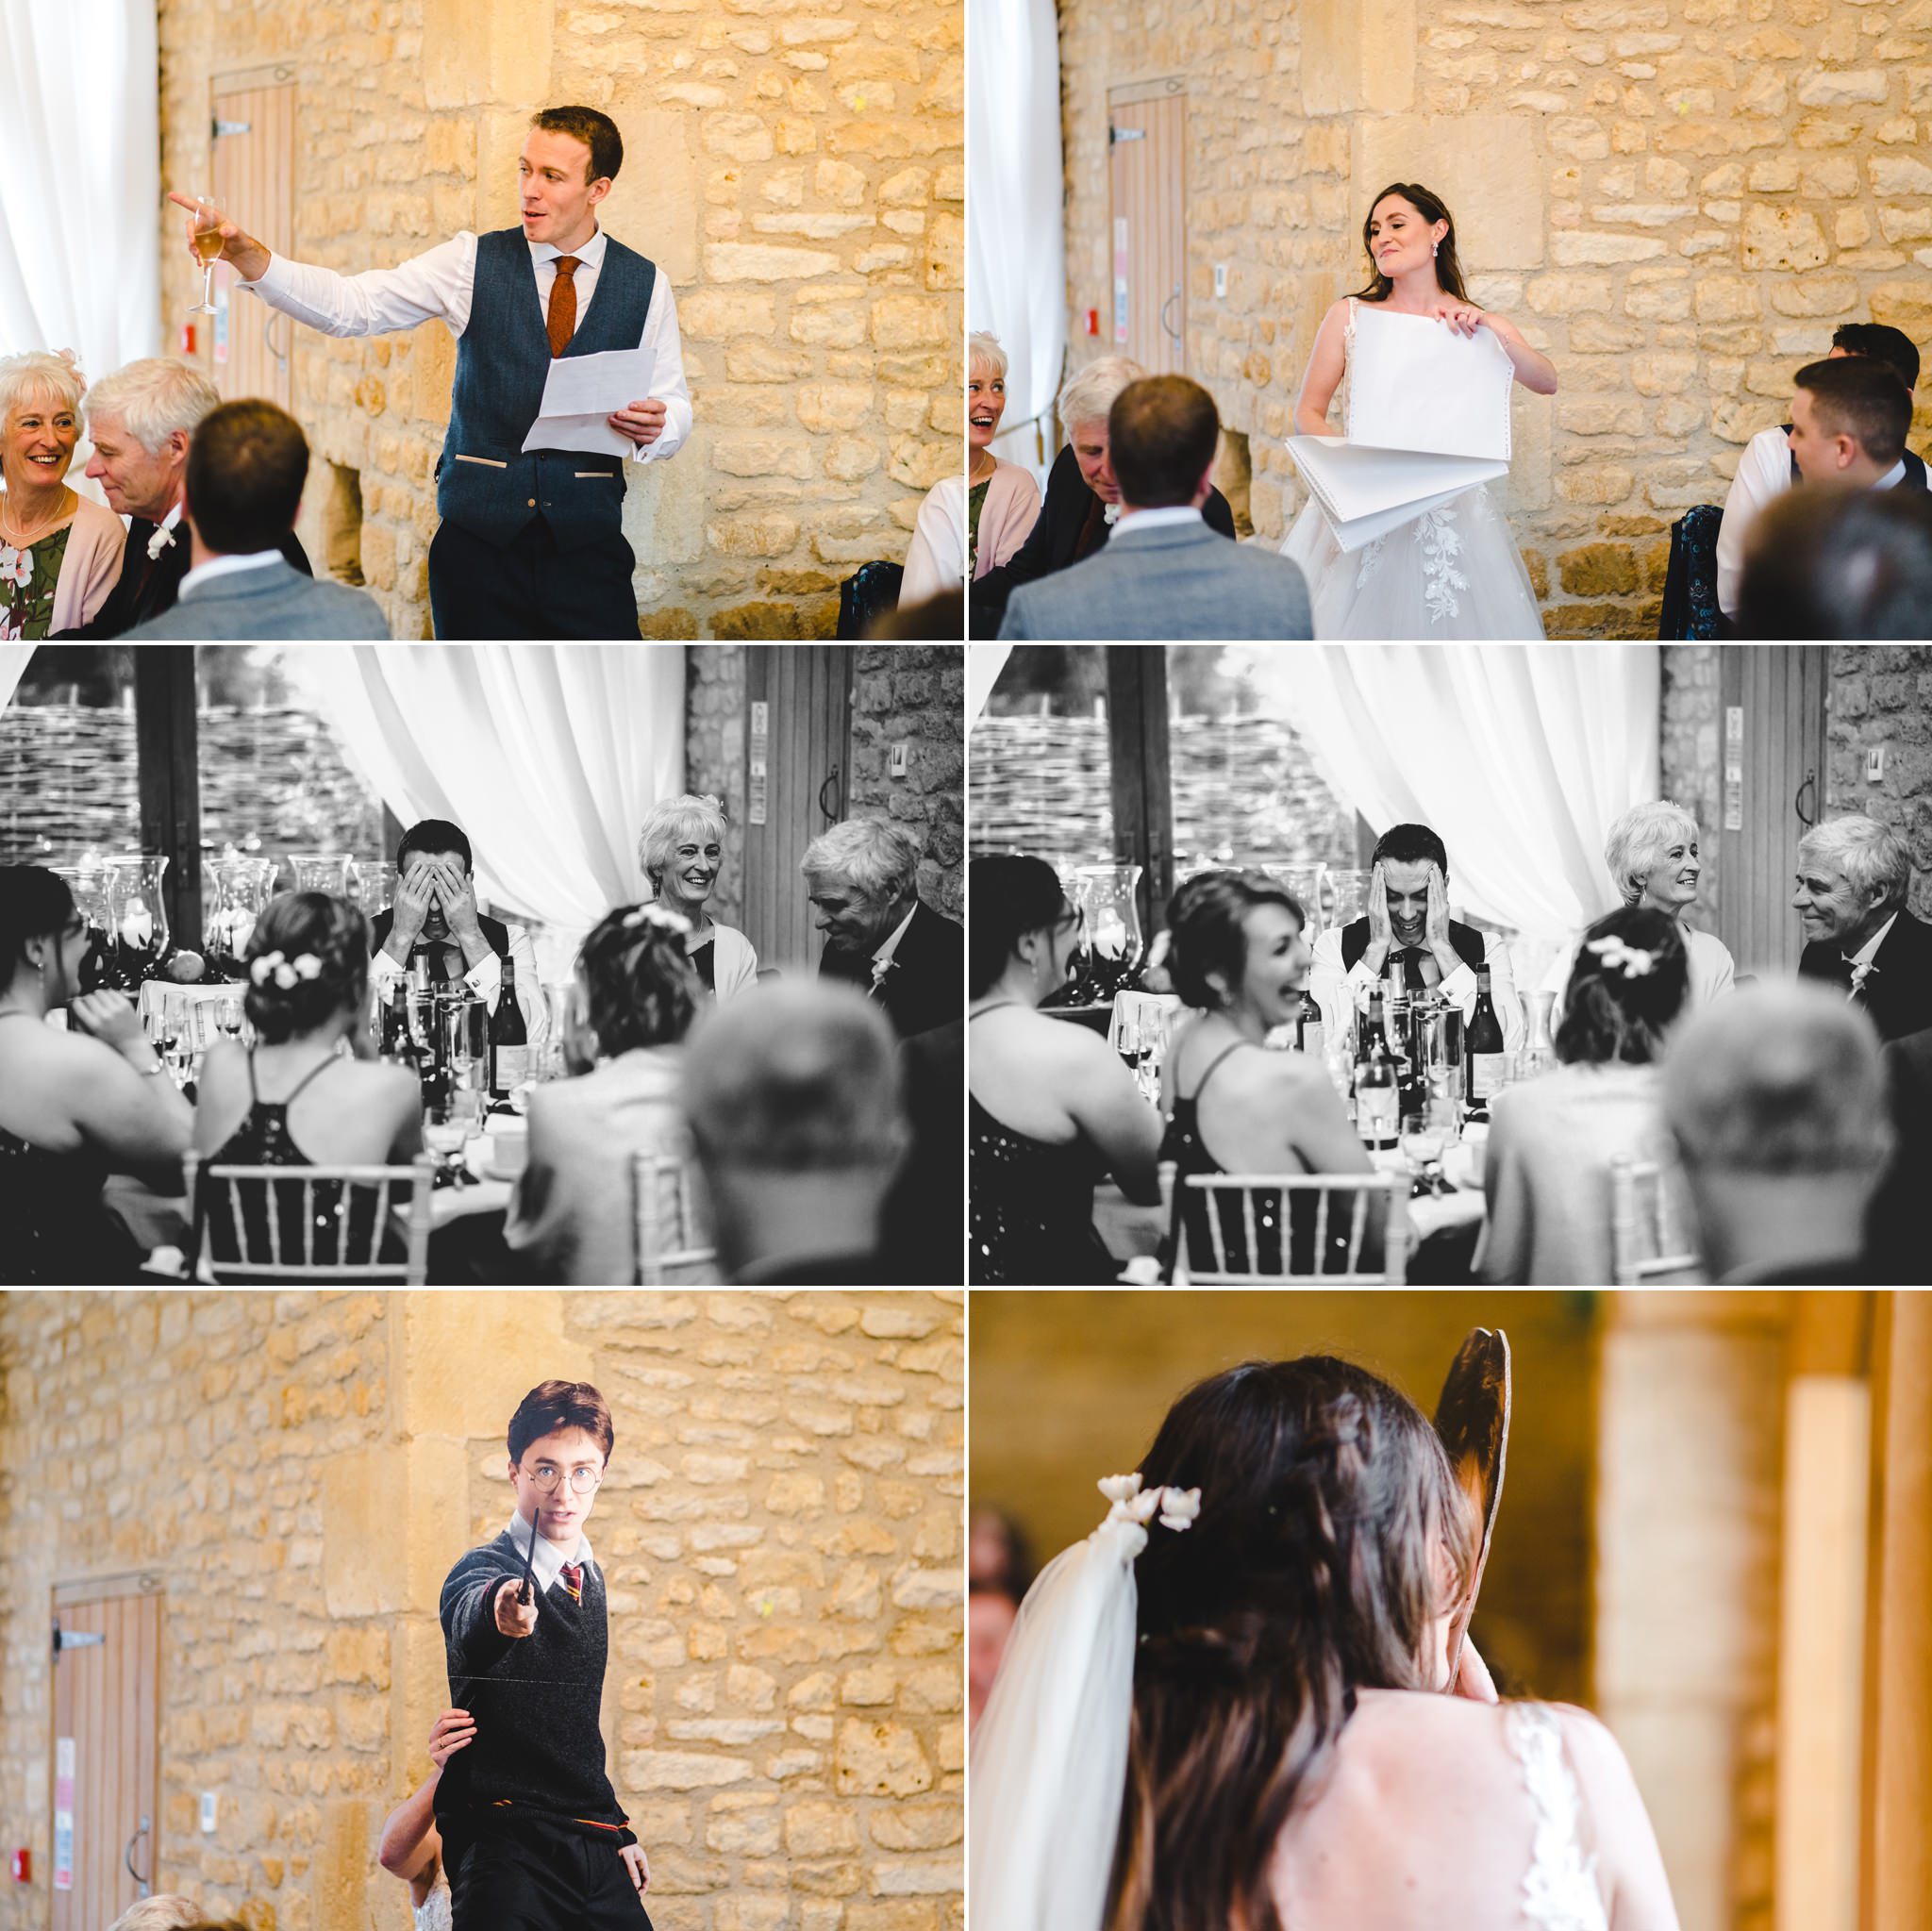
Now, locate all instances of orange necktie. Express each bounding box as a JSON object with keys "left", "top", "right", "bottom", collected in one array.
[{"left": 546, "top": 257, "right": 581, "bottom": 358}]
